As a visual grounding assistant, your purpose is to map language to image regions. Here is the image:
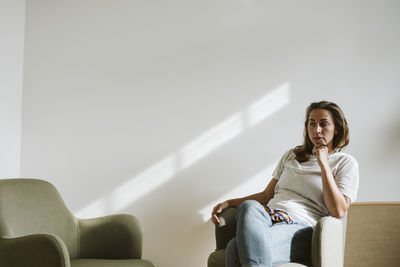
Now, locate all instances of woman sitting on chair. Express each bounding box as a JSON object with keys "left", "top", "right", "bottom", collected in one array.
[{"left": 211, "top": 101, "right": 359, "bottom": 267}]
